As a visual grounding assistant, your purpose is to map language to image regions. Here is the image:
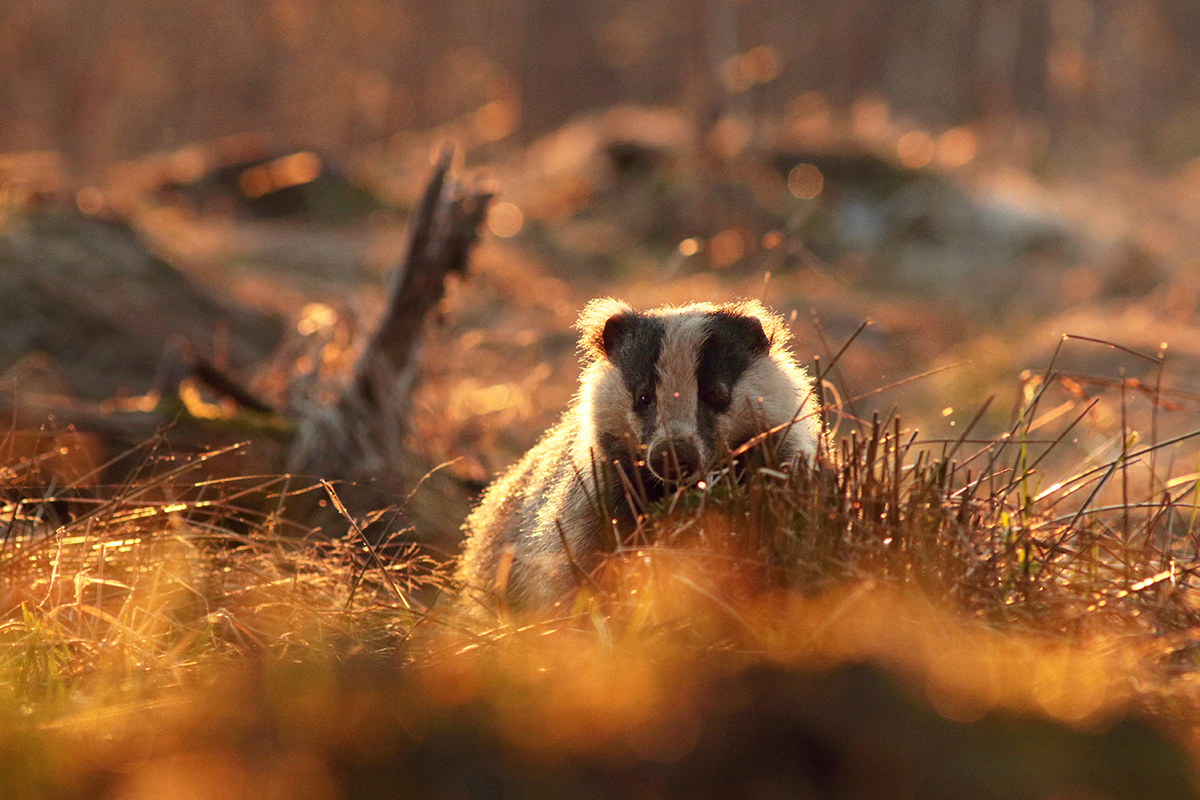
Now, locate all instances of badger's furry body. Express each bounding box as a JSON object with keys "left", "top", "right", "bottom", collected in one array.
[{"left": 455, "top": 299, "right": 822, "bottom": 611}]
